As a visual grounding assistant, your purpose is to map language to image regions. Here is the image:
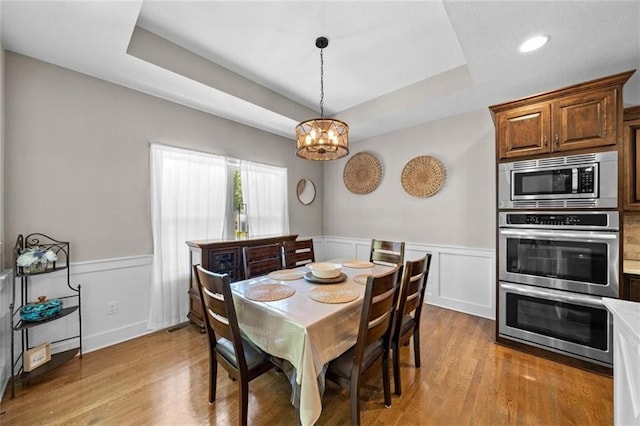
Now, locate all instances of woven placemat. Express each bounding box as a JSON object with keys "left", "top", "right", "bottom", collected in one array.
[
  {"left": 353, "top": 274, "right": 371, "bottom": 285},
  {"left": 268, "top": 269, "right": 305, "bottom": 281},
  {"left": 343, "top": 152, "right": 382, "bottom": 194},
  {"left": 401, "top": 155, "right": 446, "bottom": 198},
  {"left": 342, "top": 260, "right": 374, "bottom": 269},
  {"left": 310, "top": 287, "right": 359, "bottom": 304},
  {"left": 245, "top": 283, "right": 295, "bottom": 302}
]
